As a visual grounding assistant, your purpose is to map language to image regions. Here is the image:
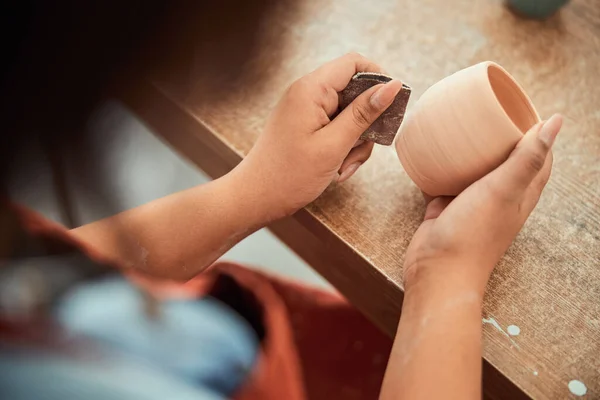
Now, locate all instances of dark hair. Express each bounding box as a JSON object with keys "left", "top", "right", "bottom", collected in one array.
[
  {"left": 0, "top": 1, "right": 169, "bottom": 200},
  {"left": 0, "top": 0, "right": 282, "bottom": 221}
]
